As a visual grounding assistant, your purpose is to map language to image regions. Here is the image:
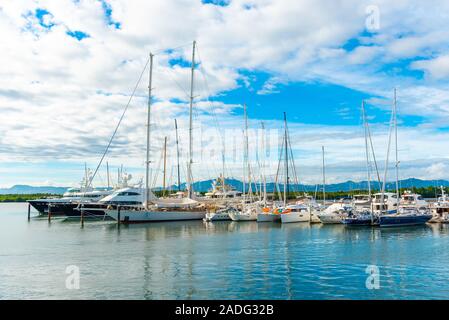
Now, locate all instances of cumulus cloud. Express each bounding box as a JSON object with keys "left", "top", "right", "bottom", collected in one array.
[
  {"left": 1, "top": 0, "right": 449, "bottom": 186},
  {"left": 412, "top": 54, "right": 449, "bottom": 80}
]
